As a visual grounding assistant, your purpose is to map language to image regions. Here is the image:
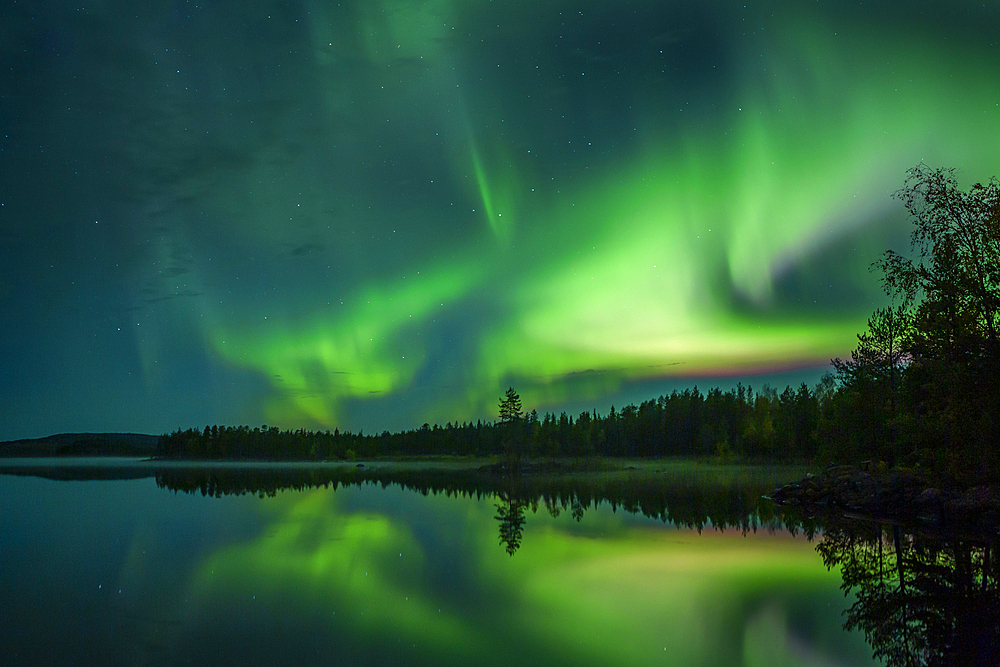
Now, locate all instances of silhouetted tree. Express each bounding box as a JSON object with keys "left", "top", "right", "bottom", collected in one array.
[
  {"left": 833, "top": 304, "right": 913, "bottom": 464},
  {"left": 498, "top": 387, "right": 524, "bottom": 469},
  {"left": 876, "top": 165, "right": 1000, "bottom": 480}
]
